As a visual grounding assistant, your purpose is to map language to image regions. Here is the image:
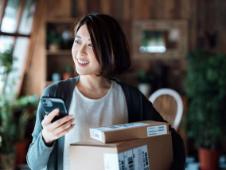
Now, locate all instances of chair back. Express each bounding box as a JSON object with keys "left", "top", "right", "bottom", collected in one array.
[{"left": 149, "top": 88, "right": 183, "bottom": 130}]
